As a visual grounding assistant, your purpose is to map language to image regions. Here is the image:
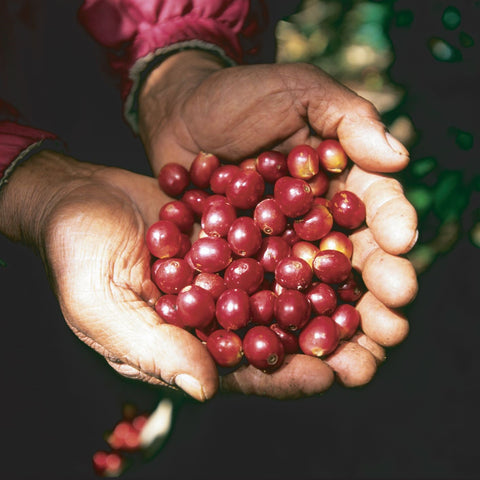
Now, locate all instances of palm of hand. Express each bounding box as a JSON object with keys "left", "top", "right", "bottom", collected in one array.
[
  {"left": 41, "top": 173, "right": 218, "bottom": 400},
  {"left": 139, "top": 60, "right": 417, "bottom": 397}
]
